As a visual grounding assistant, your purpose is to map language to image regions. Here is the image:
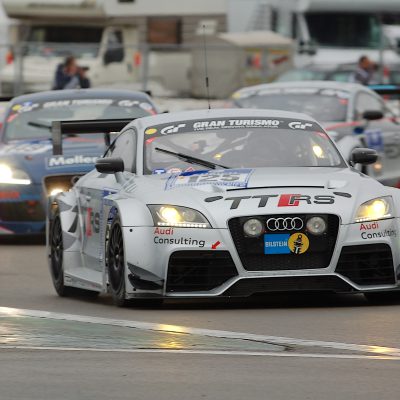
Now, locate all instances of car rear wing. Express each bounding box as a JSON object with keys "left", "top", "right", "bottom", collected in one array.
[
  {"left": 368, "top": 85, "right": 400, "bottom": 97},
  {"left": 51, "top": 118, "right": 132, "bottom": 155}
]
